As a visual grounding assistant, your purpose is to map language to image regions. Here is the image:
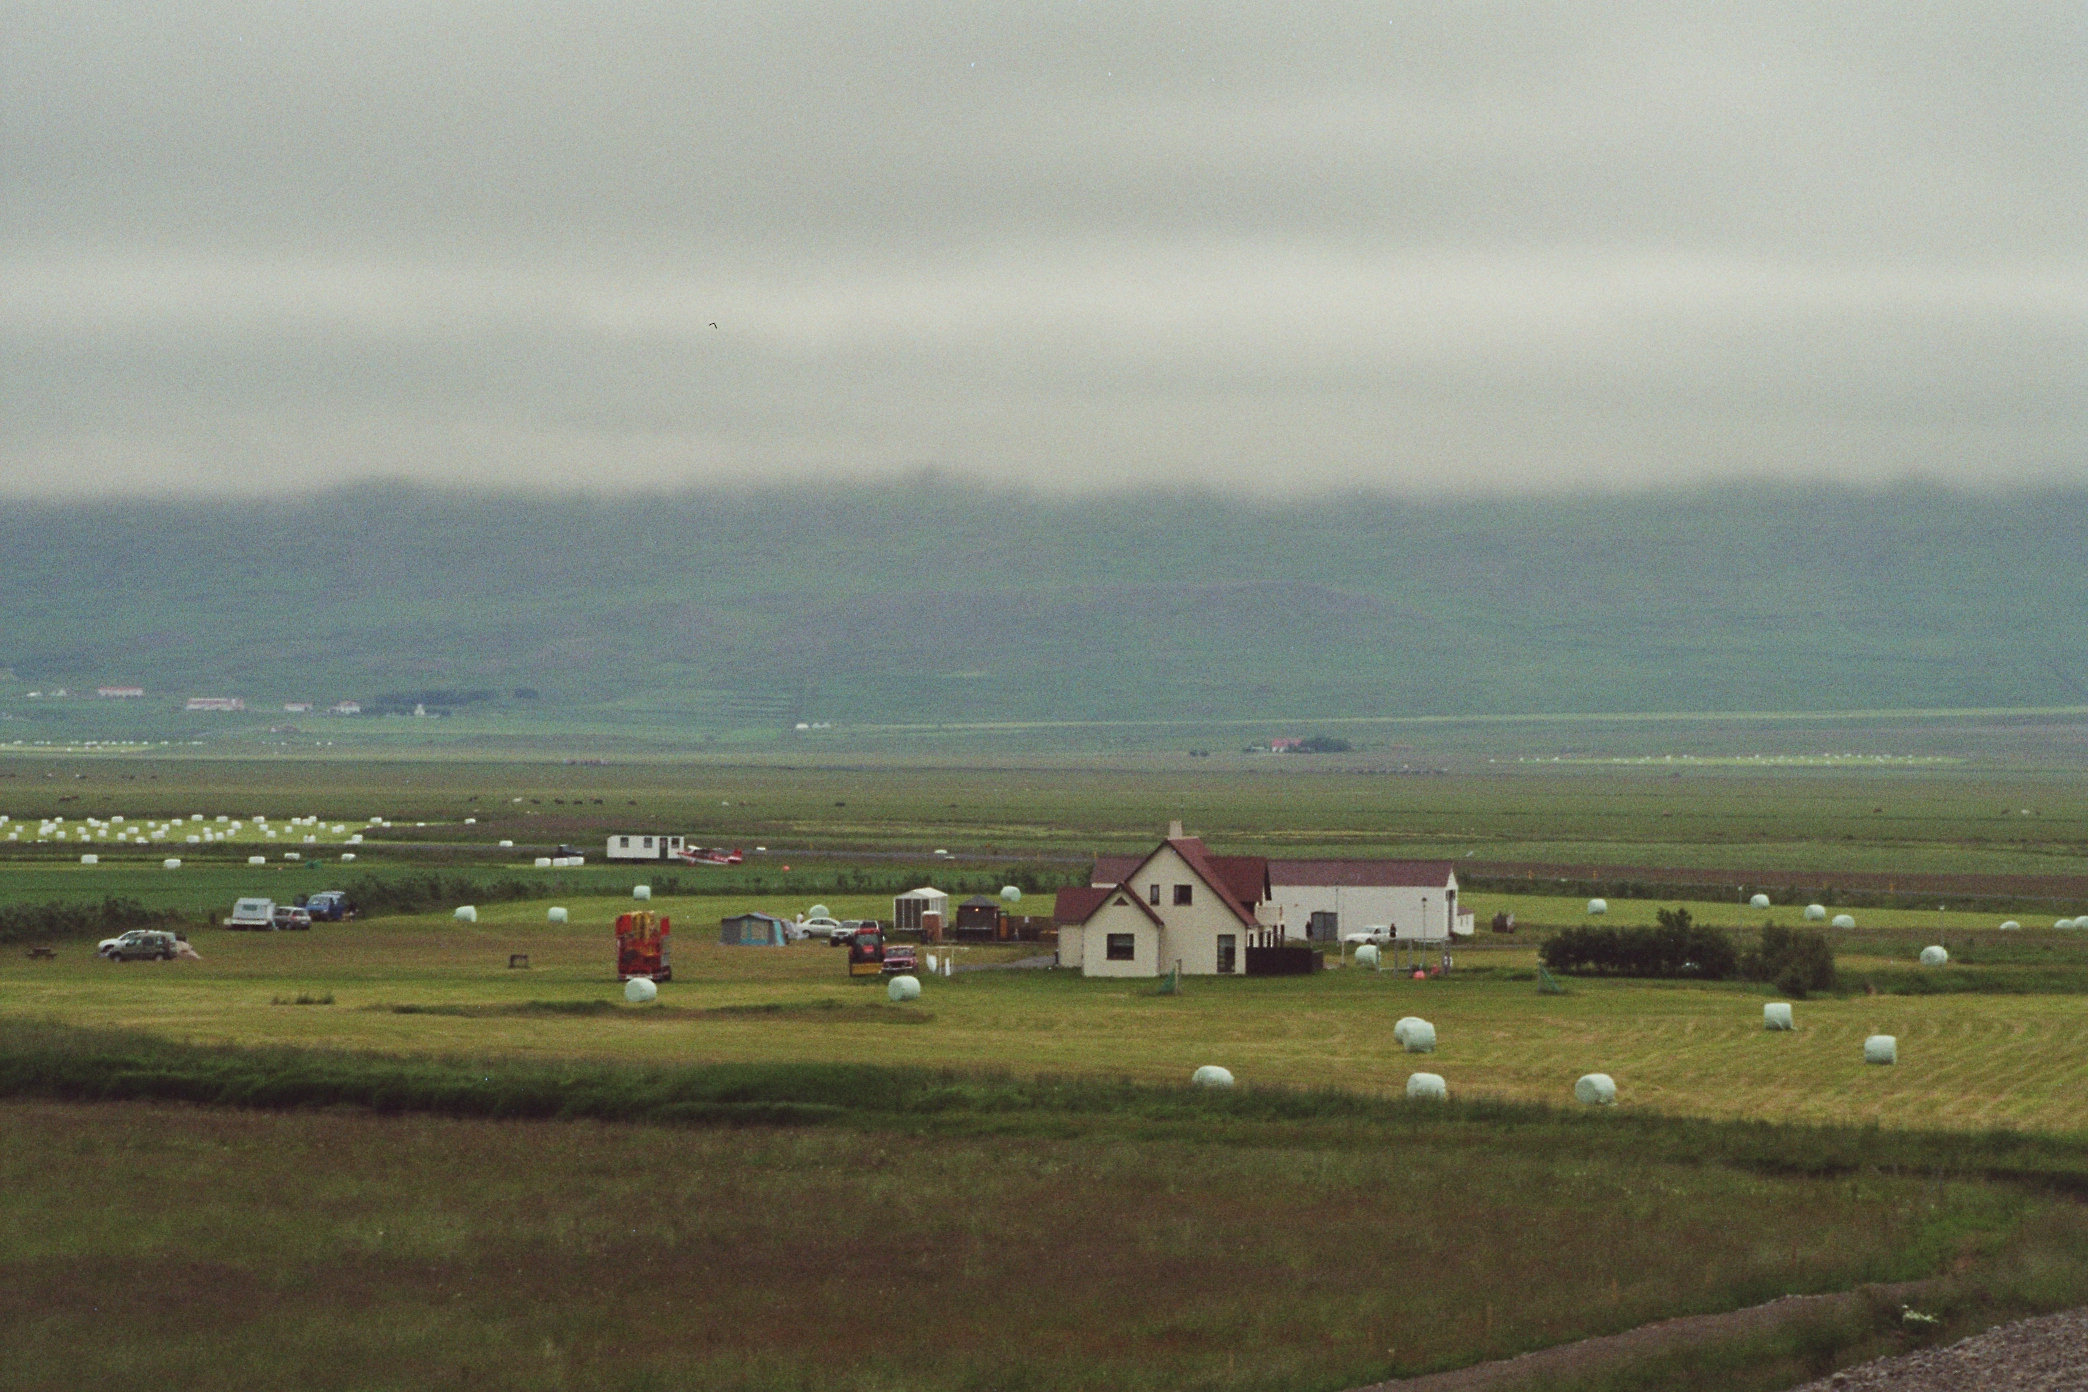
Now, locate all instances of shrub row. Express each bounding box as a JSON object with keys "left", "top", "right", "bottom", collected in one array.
[
  {"left": 1542, "top": 911, "right": 1837, "bottom": 995},
  {"left": 0, "top": 896, "right": 189, "bottom": 947}
]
